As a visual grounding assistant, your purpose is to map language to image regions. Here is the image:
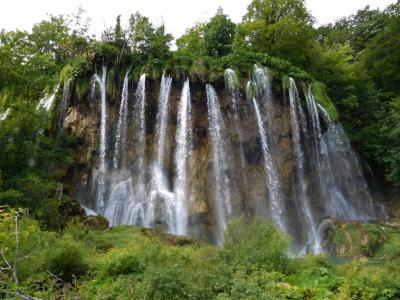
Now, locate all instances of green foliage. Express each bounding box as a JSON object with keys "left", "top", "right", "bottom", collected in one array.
[
  {"left": 0, "top": 100, "right": 77, "bottom": 228},
  {"left": 380, "top": 97, "right": 400, "bottom": 185},
  {"left": 101, "top": 248, "right": 145, "bottom": 277},
  {"left": 176, "top": 23, "right": 206, "bottom": 58},
  {"left": 94, "top": 41, "right": 120, "bottom": 63},
  {"left": 361, "top": 11, "right": 400, "bottom": 96},
  {"left": 44, "top": 234, "right": 90, "bottom": 282},
  {"left": 1, "top": 217, "right": 399, "bottom": 299},
  {"left": 238, "top": 0, "right": 316, "bottom": 68},
  {"left": 313, "top": 2, "right": 400, "bottom": 186},
  {"left": 336, "top": 258, "right": 400, "bottom": 300},
  {"left": 204, "top": 8, "right": 236, "bottom": 57},
  {"left": 223, "top": 217, "right": 290, "bottom": 272}
]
